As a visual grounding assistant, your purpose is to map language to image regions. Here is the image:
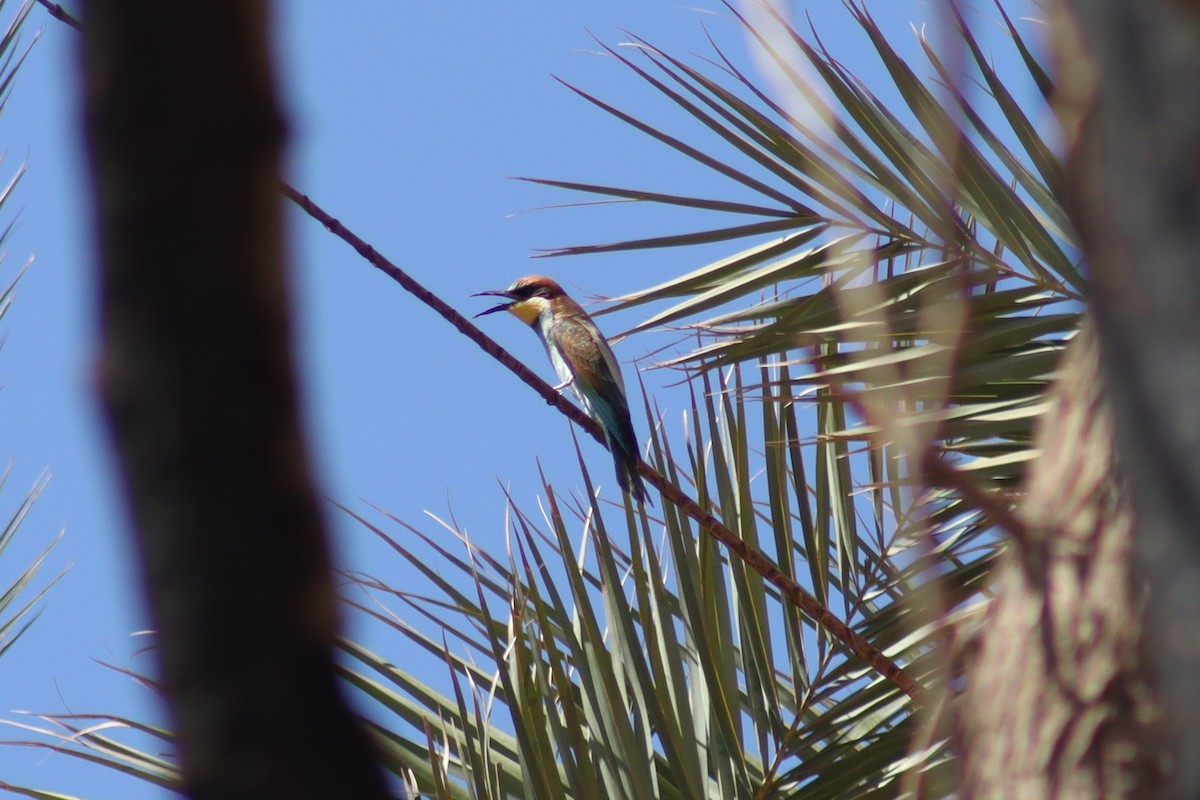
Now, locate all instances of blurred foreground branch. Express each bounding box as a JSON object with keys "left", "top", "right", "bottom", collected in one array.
[{"left": 83, "top": 3, "right": 387, "bottom": 797}]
